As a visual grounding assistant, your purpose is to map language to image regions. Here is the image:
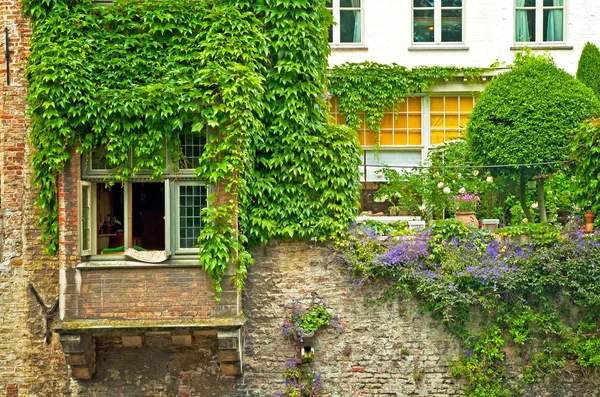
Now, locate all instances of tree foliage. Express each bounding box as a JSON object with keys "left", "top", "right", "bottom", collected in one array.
[
  {"left": 23, "top": 0, "right": 361, "bottom": 292},
  {"left": 576, "top": 42, "right": 600, "bottom": 99},
  {"left": 467, "top": 53, "right": 600, "bottom": 221},
  {"left": 571, "top": 117, "right": 600, "bottom": 214}
]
